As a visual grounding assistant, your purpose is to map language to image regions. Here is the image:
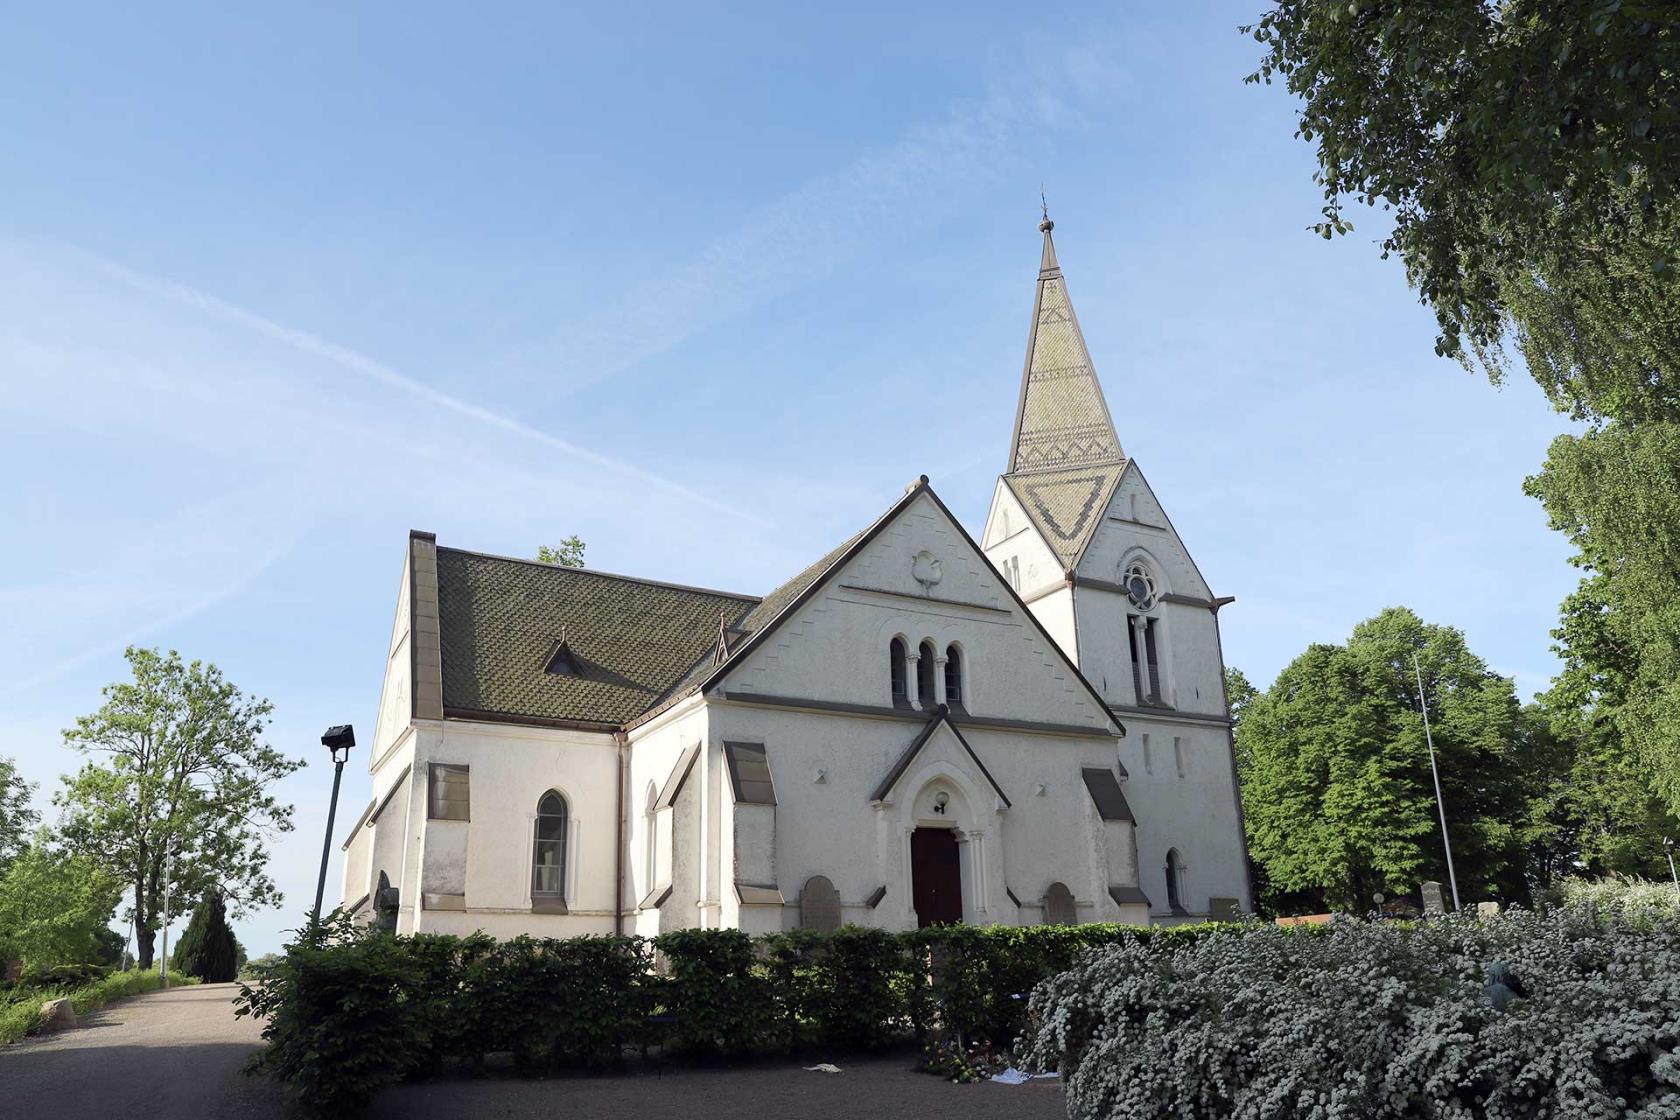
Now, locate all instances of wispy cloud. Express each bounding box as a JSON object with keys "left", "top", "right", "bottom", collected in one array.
[{"left": 492, "top": 46, "right": 1130, "bottom": 397}]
